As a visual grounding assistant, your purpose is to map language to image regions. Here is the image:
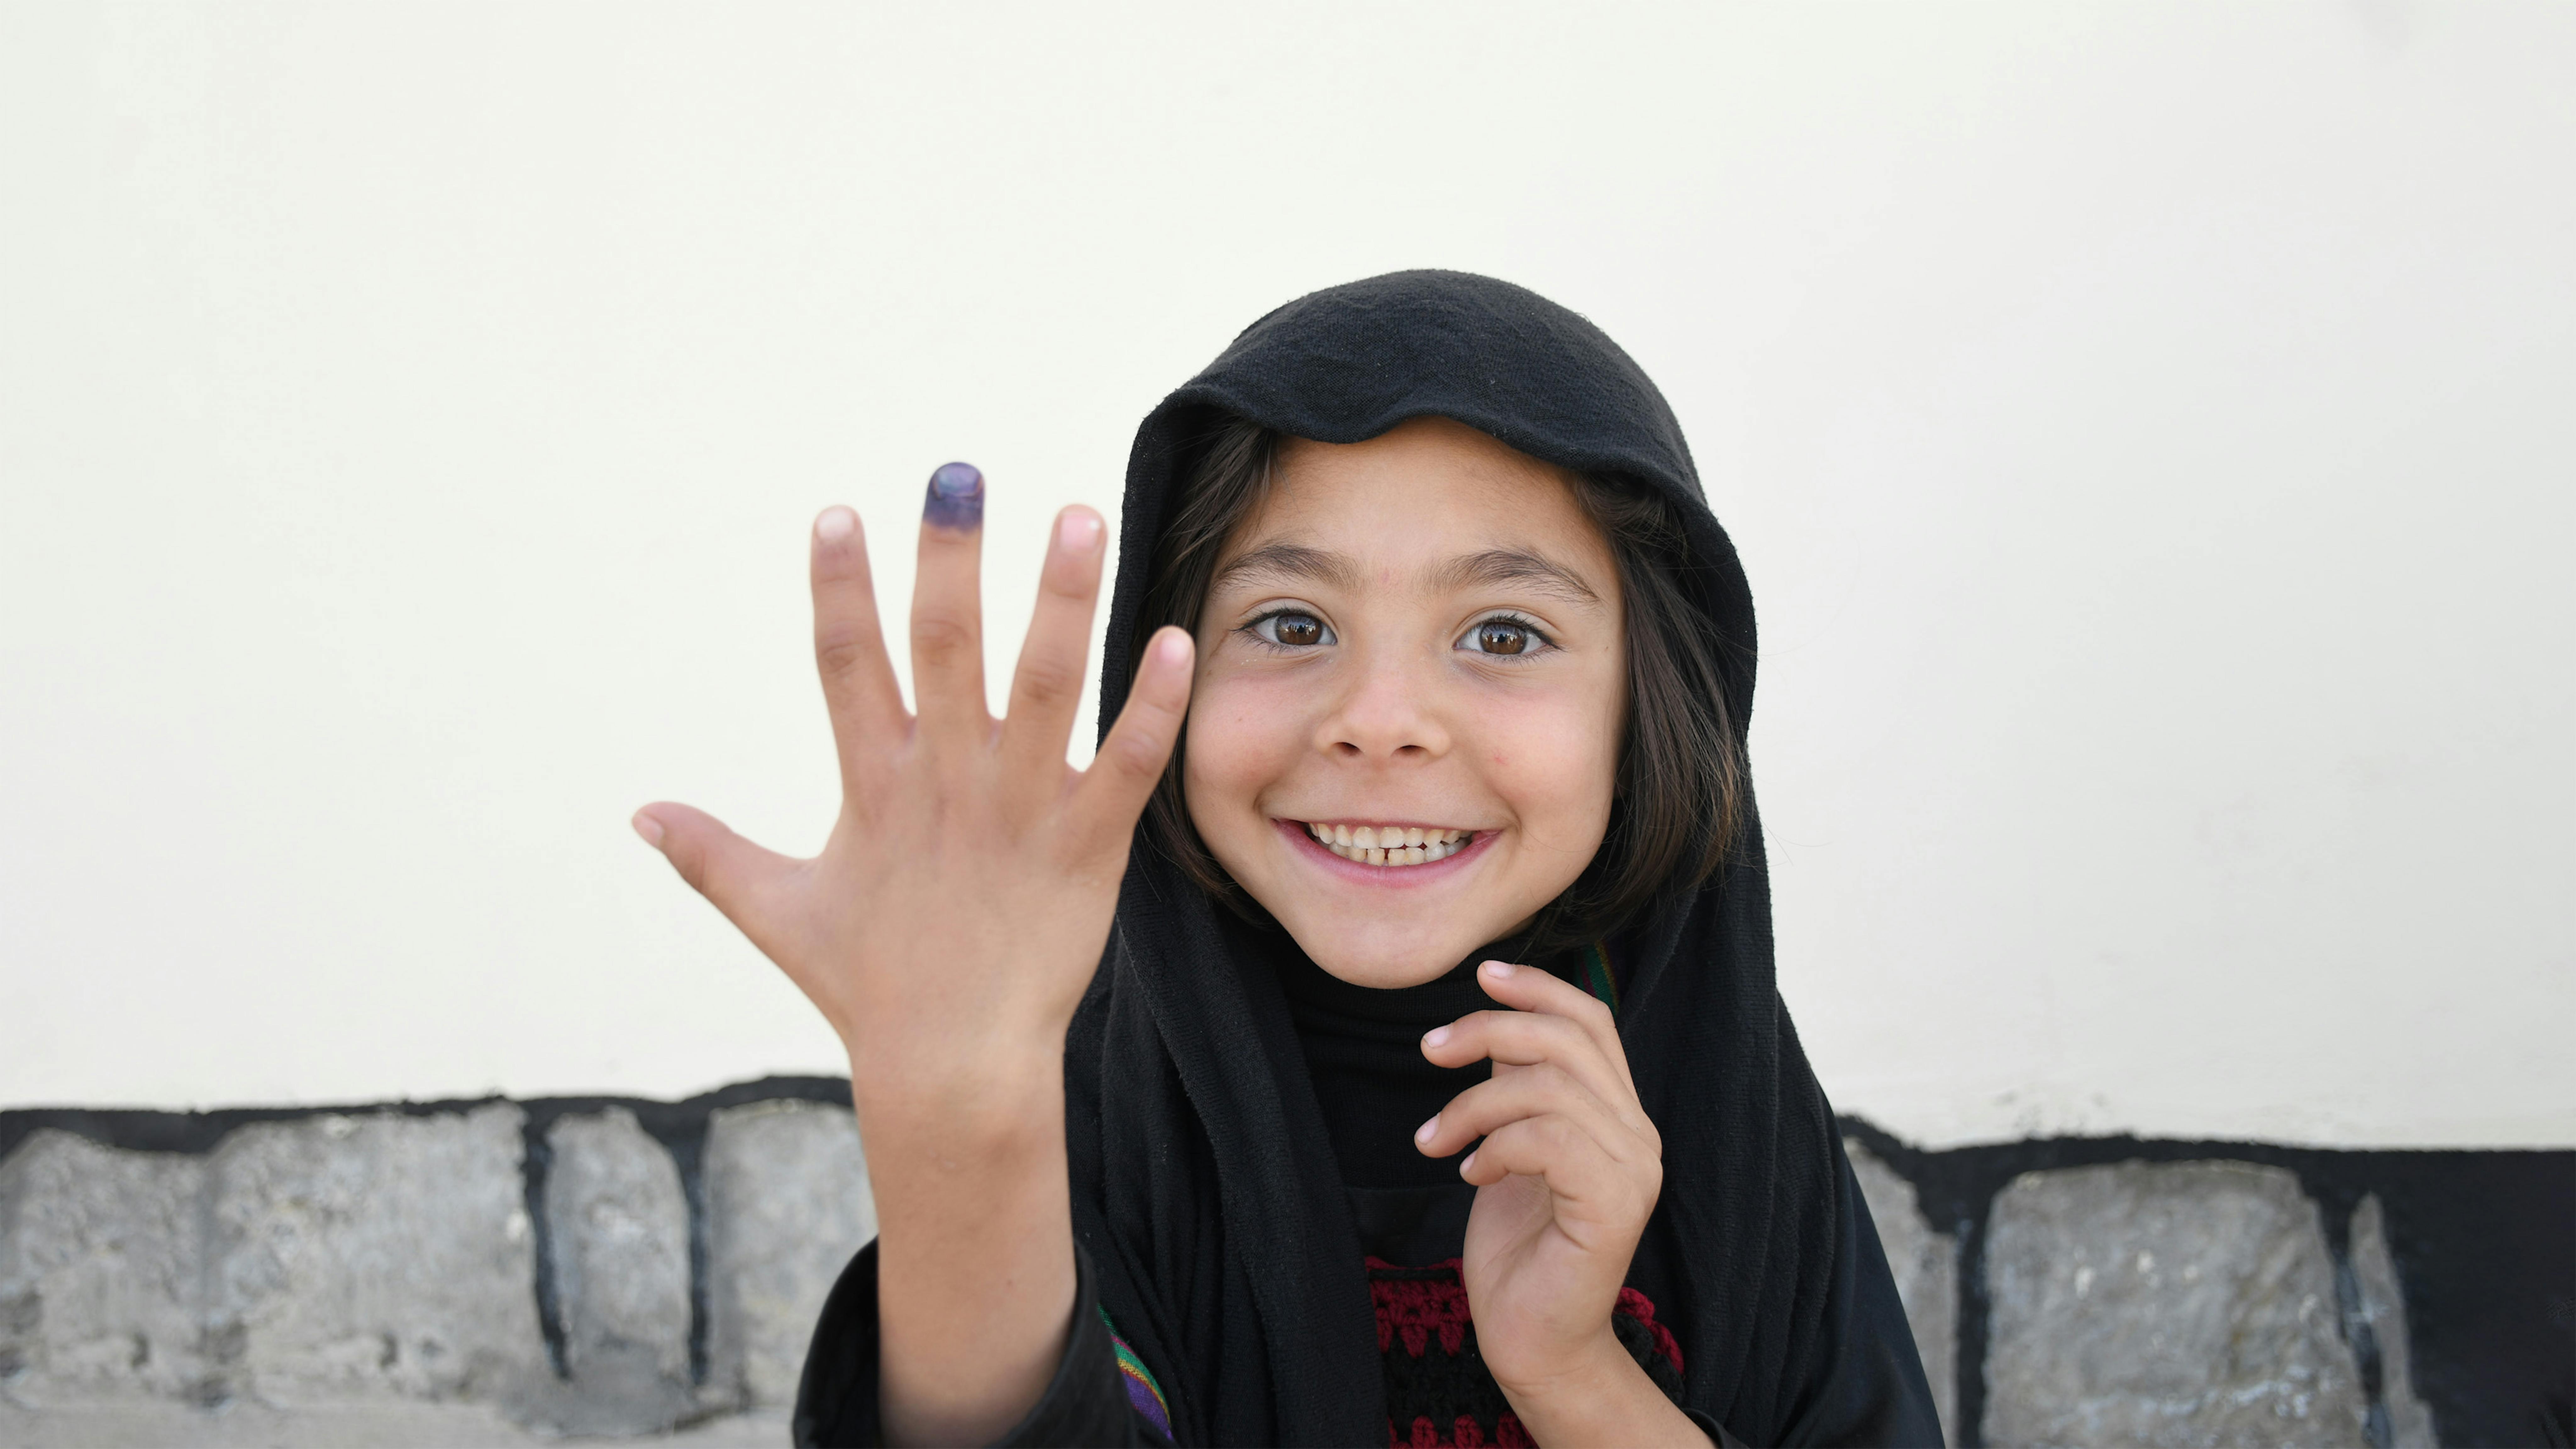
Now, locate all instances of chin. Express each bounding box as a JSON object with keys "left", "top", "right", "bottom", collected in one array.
[{"left": 1276, "top": 913, "right": 1488, "bottom": 990}]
